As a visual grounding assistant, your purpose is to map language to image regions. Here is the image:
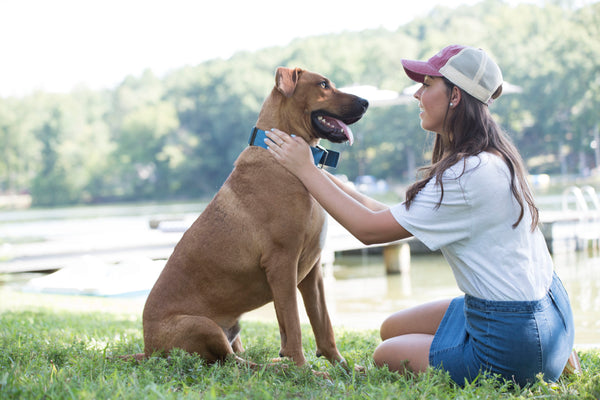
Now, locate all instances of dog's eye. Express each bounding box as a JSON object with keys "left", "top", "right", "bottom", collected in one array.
[{"left": 319, "top": 81, "right": 330, "bottom": 90}]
